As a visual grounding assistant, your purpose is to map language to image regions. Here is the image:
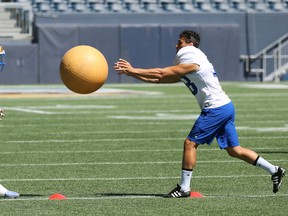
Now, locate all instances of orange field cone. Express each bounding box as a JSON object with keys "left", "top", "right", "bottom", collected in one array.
[
  {"left": 190, "top": 191, "right": 203, "bottom": 198},
  {"left": 48, "top": 193, "right": 67, "bottom": 200}
]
